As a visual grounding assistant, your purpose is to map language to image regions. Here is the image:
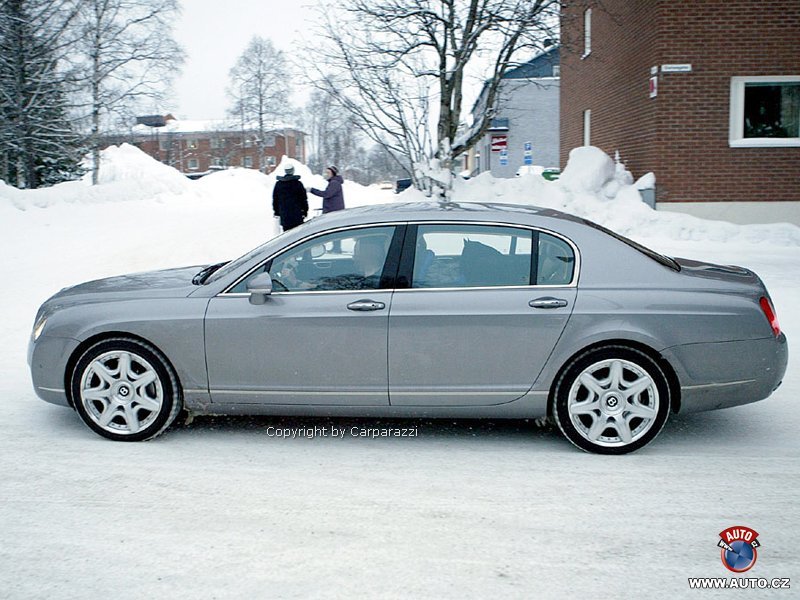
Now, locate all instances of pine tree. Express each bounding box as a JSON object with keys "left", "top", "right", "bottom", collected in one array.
[{"left": 0, "top": 0, "right": 84, "bottom": 189}]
